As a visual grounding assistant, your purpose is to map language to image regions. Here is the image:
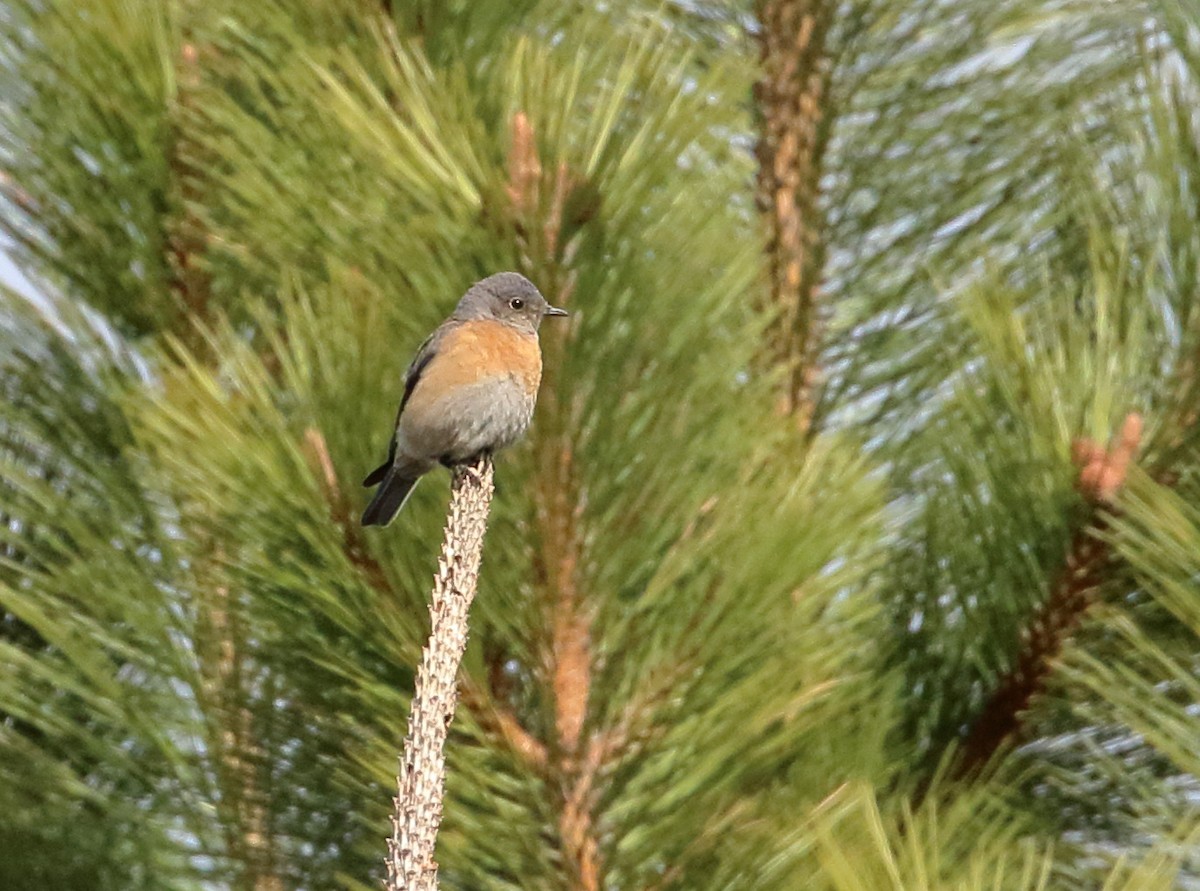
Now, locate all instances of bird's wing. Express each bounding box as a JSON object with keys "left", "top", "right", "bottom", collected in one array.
[
  {"left": 398, "top": 329, "right": 440, "bottom": 416},
  {"left": 362, "top": 327, "right": 442, "bottom": 487}
]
